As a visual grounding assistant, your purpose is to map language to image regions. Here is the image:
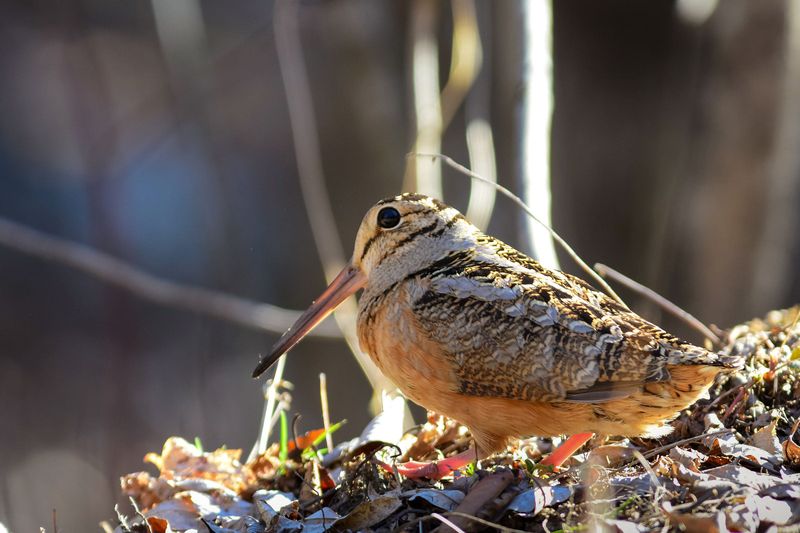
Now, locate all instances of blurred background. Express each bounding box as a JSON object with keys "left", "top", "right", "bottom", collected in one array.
[{"left": 1, "top": 0, "right": 800, "bottom": 530}]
